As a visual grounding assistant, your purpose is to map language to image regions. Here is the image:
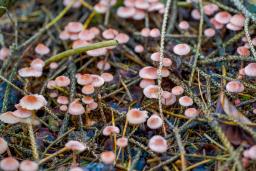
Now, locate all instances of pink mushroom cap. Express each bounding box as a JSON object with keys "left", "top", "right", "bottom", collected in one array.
[
  {"left": 173, "top": 43, "right": 191, "bottom": 56},
  {"left": 226, "top": 80, "right": 245, "bottom": 93},
  {"left": 244, "top": 63, "right": 256, "bottom": 77},
  {"left": 214, "top": 11, "right": 231, "bottom": 24}
]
